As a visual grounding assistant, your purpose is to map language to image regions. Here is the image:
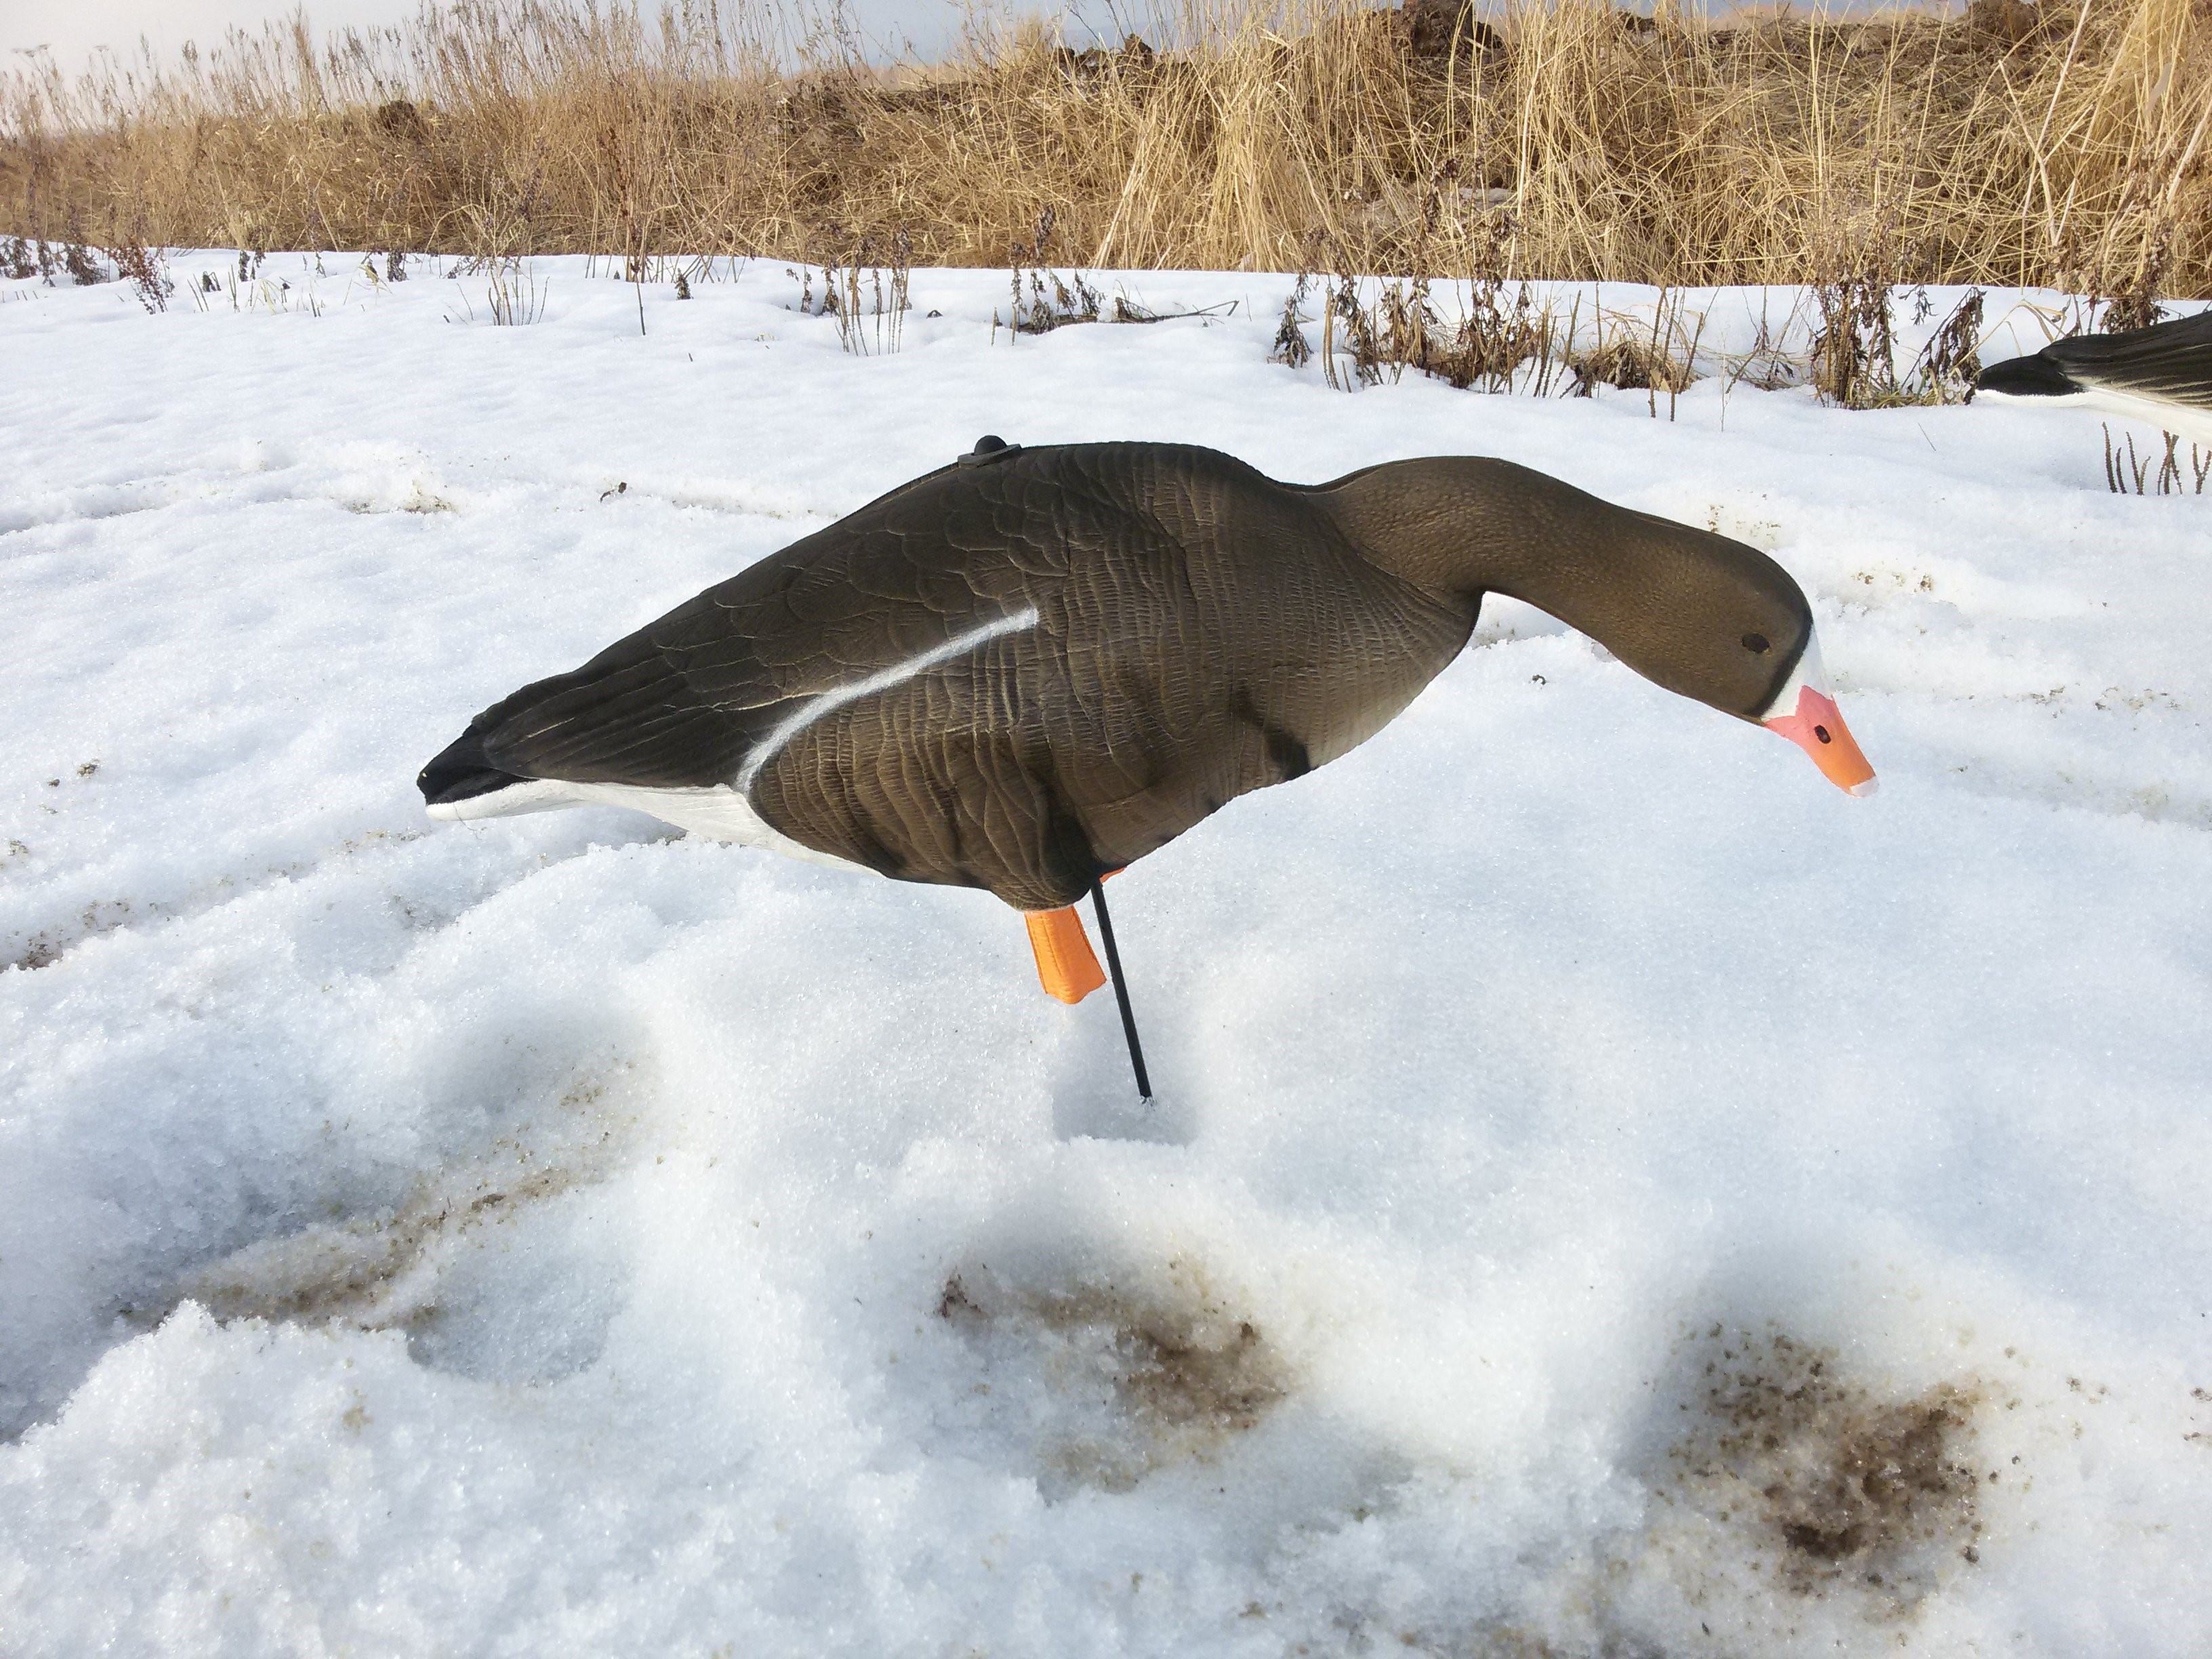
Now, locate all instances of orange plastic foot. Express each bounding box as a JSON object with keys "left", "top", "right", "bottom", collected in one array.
[{"left": 1025, "top": 905, "right": 1106, "bottom": 1004}]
